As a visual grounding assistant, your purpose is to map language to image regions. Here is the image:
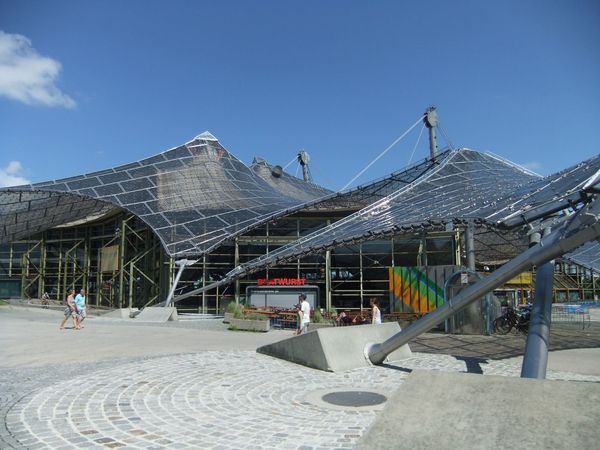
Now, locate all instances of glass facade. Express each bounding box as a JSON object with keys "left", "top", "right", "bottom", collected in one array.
[{"left": 0, "top": 210, "right": 461, "bottom": 312}]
